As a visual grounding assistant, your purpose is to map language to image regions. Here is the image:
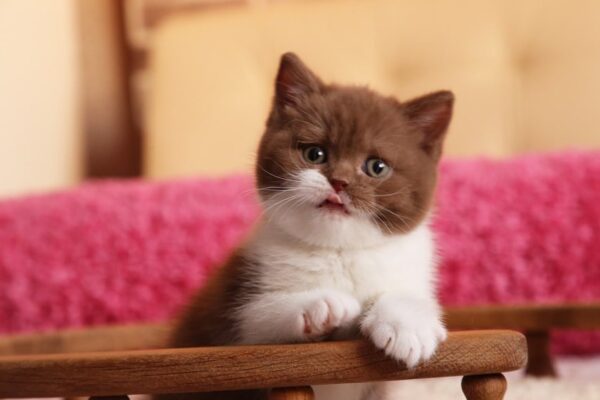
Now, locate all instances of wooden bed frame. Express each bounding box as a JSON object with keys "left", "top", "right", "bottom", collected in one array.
[{"left": 1, "top": 303, "right": 598, "bottom": 399}]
